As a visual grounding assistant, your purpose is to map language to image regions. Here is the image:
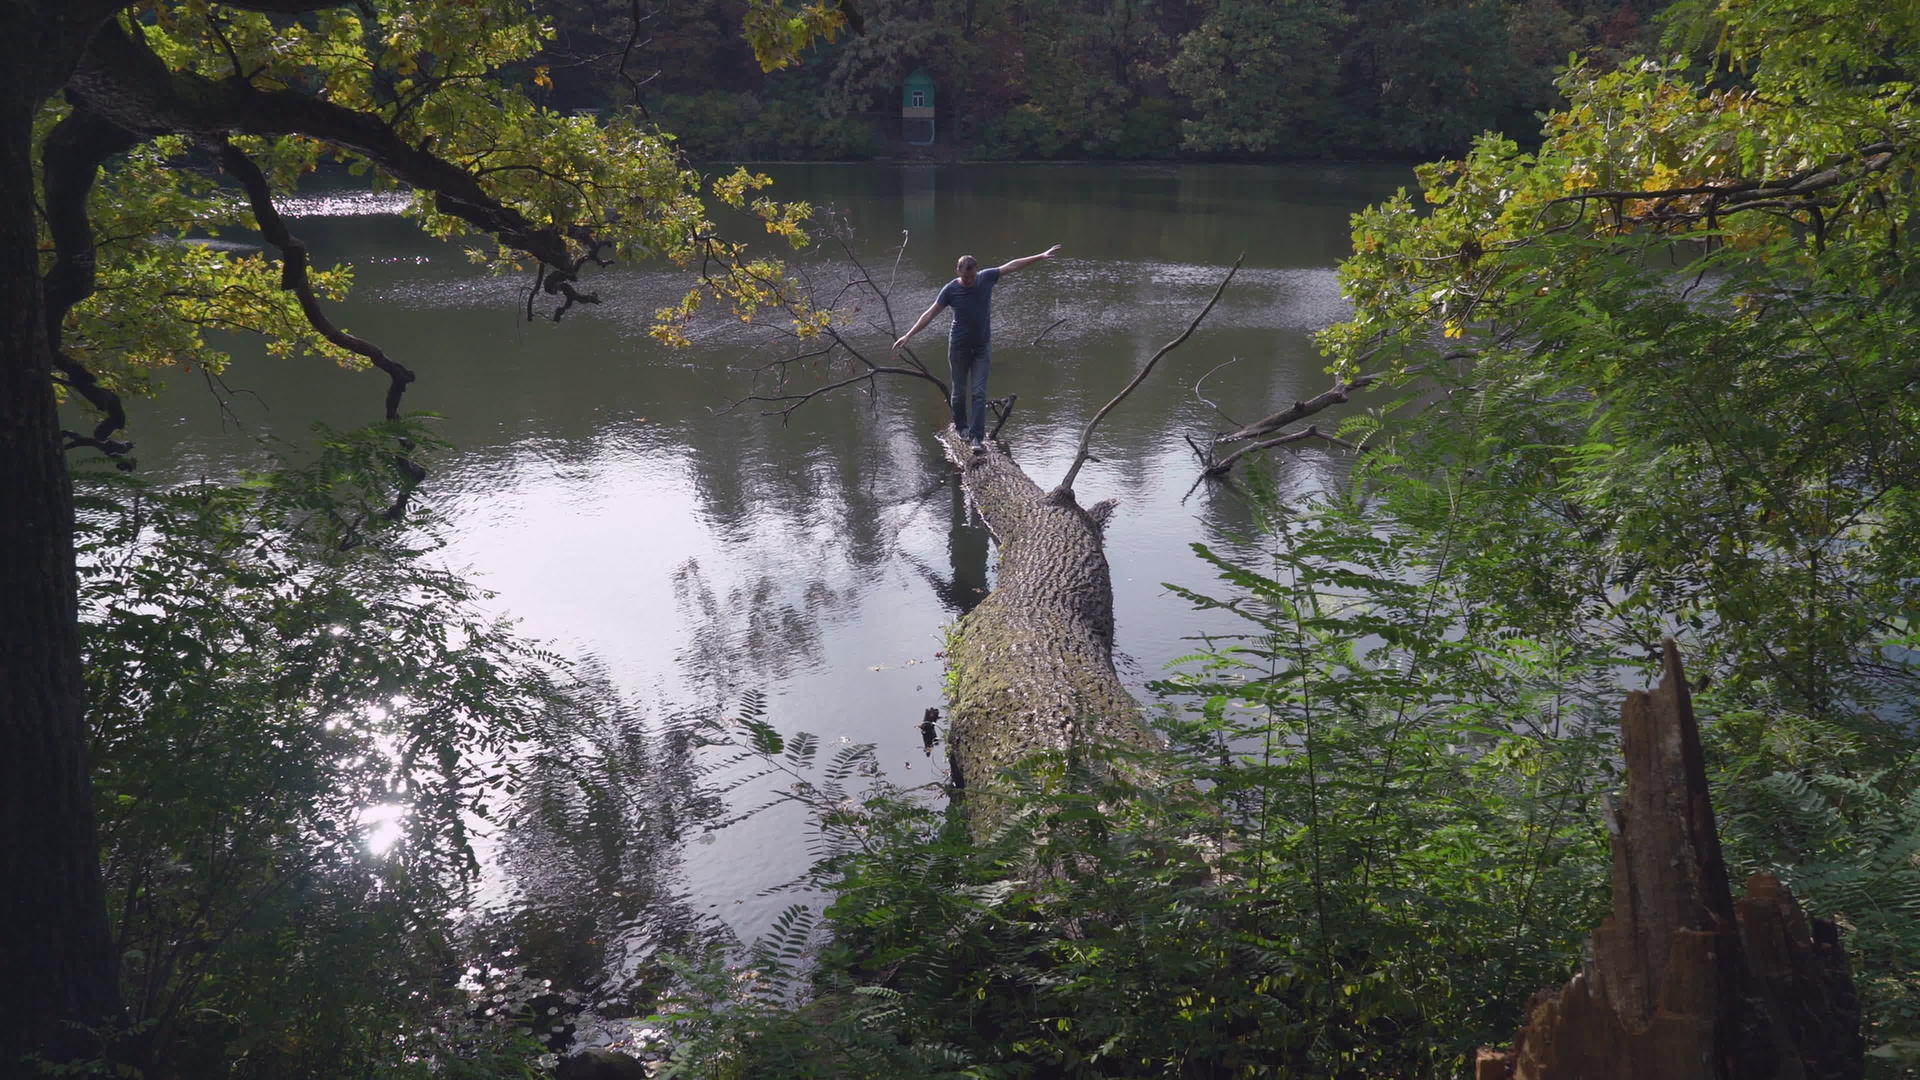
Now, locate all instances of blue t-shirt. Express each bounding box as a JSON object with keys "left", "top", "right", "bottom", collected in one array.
[{"left": 936, "top": 267, "right": 1002, "bottom": 346}]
